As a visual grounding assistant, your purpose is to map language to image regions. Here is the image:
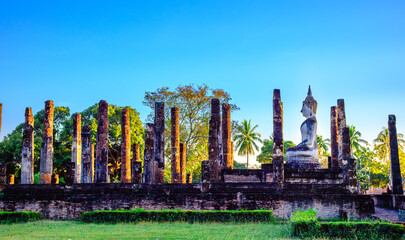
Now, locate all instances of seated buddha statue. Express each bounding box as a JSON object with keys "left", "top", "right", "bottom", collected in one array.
[{"left": 286, "top": 86, "right": 321, "bottom": 168}]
